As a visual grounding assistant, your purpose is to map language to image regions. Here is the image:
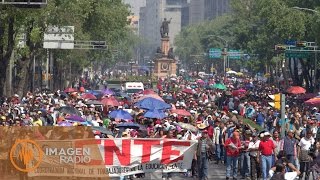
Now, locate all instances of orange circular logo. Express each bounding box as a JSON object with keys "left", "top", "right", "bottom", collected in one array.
[{"left": 10, "top": 139, "right": 43, "bottom": 172}]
